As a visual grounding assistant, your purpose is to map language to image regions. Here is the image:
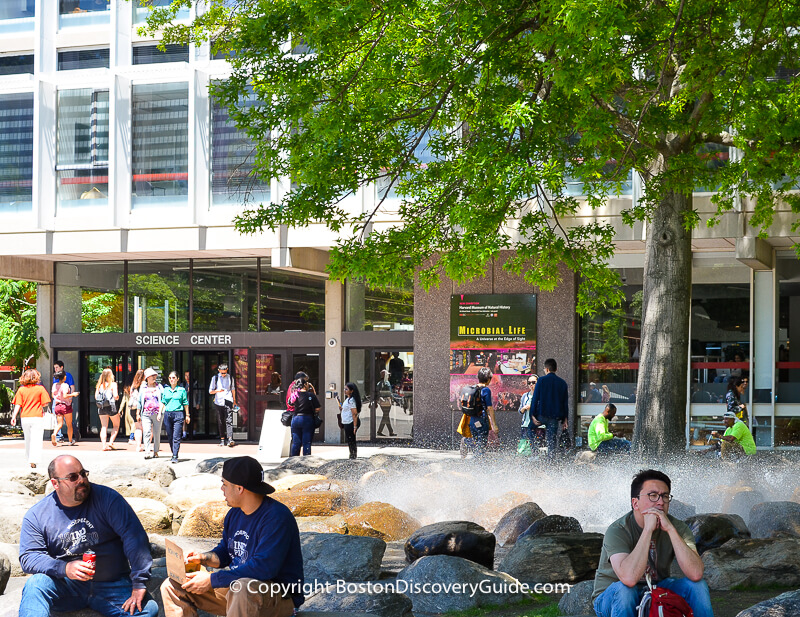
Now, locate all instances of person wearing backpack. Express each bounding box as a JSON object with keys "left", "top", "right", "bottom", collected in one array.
[
  {"left": 463, "top": 367, "right": 498, "bottom": 455},
  {"left": 592, "top": 469, "right": 712, "bottom": 617},
  {"left": 209, "top": 364, "right": 237, "bottom": 447}
]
